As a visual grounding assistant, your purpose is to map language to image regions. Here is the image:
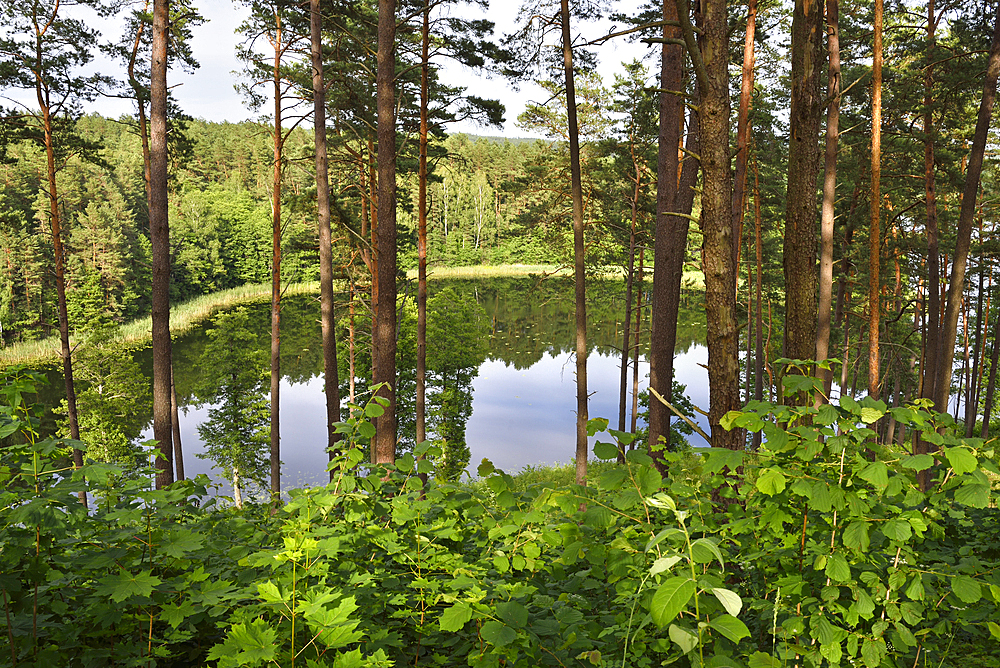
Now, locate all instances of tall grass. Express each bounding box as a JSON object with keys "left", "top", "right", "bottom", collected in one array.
[
  {"left": 404, "top": 264, "right": 570, "bottom": 279},
  {"left": 1, "top": 282, "right": 320, "bottom": 367}
]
